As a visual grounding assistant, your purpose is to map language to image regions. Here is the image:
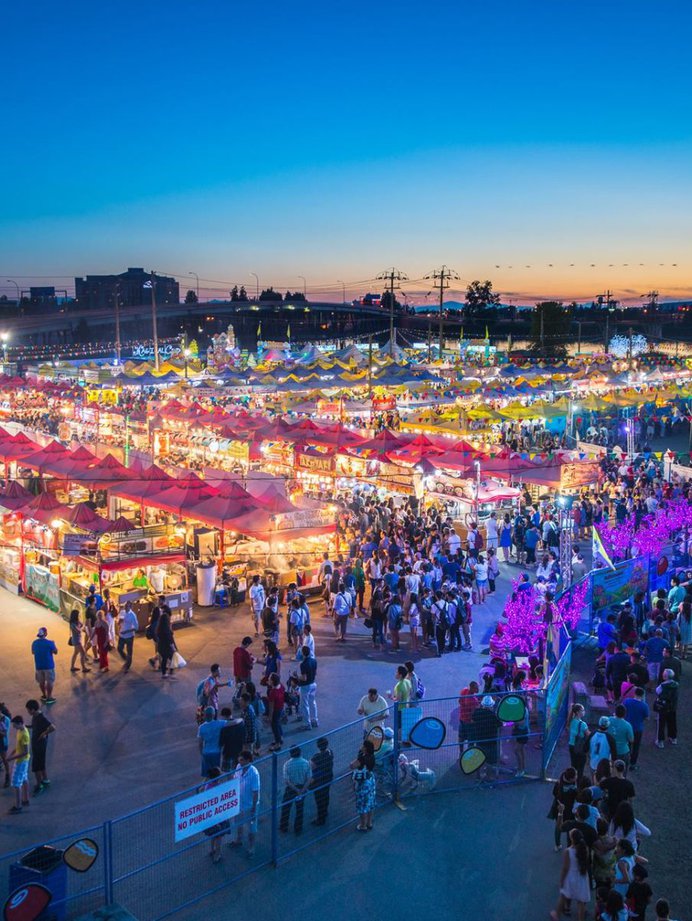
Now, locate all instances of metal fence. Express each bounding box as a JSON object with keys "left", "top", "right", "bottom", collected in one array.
[{"left": 1, "top": 688, "right": 561, "bottom": 921}]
